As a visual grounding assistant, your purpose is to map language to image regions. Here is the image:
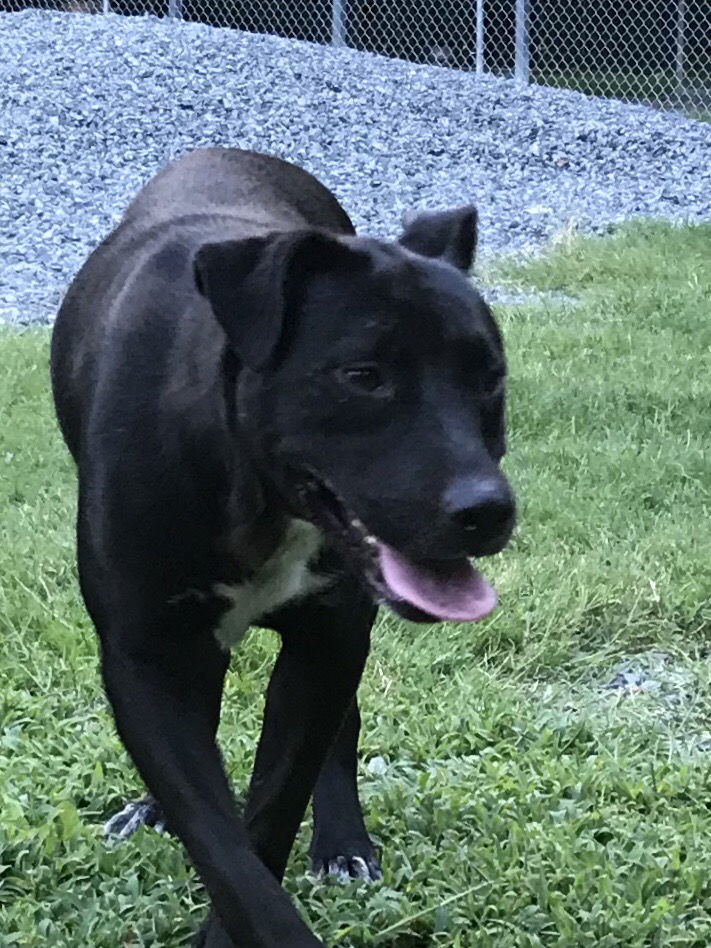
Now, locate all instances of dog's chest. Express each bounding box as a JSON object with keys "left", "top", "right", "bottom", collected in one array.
[{"left": 213, "top": 520, "right": 325, "bottom": 649}]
